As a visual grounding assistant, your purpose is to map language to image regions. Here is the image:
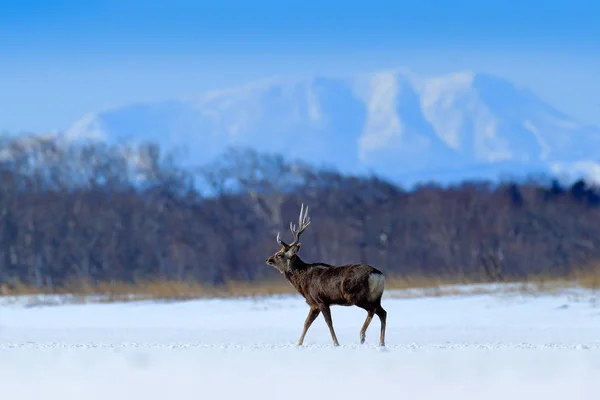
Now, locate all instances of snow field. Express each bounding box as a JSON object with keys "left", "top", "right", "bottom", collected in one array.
[{"left": 1, "top": 288, "right": 600, "bottom": 400}]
